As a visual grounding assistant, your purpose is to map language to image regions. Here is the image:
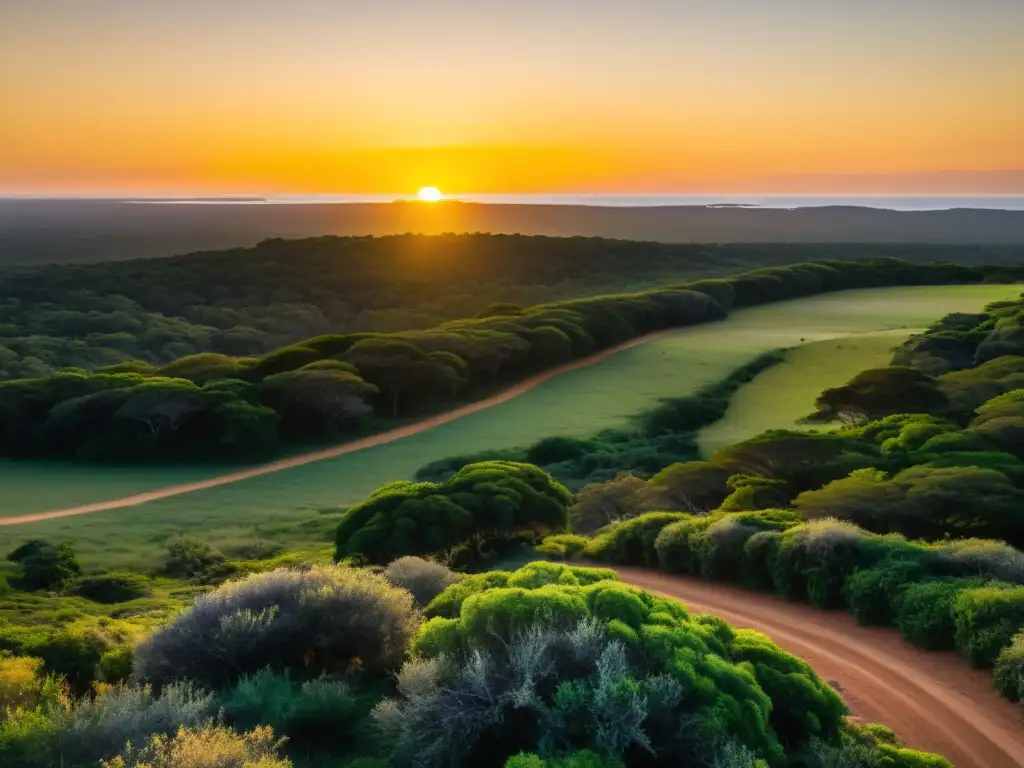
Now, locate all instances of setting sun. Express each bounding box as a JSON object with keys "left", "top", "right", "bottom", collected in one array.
[{"left": 417, "top": 186, "right": 444, "bottom": 202}]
